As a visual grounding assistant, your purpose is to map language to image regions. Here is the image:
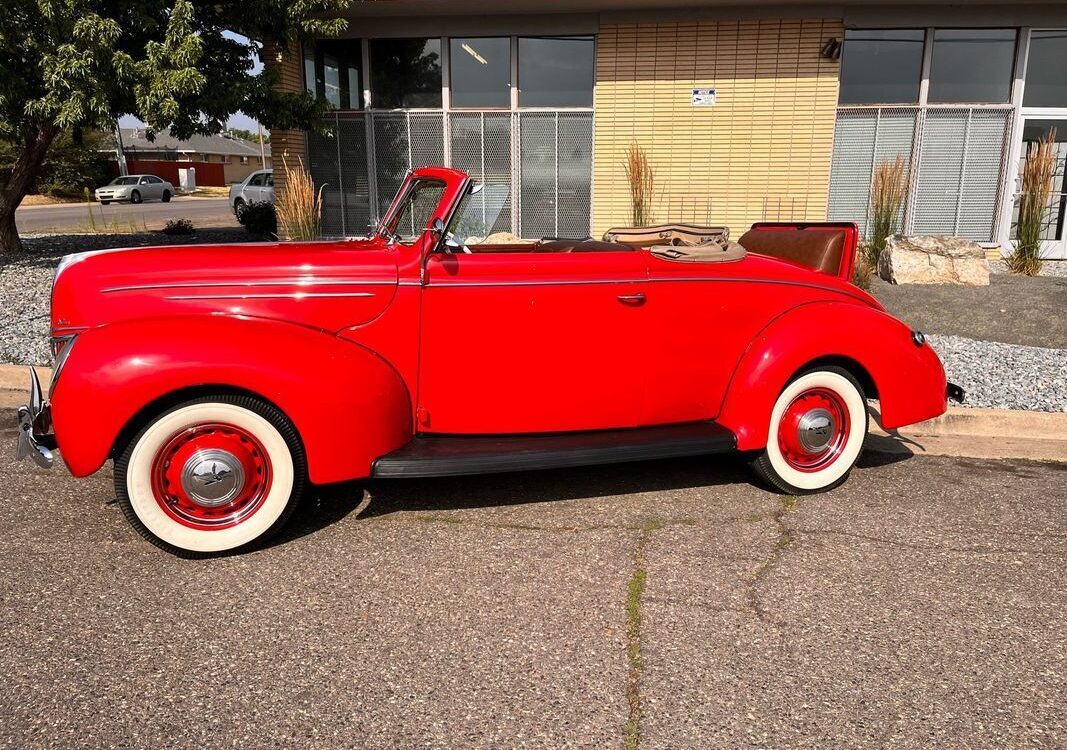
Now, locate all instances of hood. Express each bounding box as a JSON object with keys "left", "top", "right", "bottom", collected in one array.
[{"left": 51, "top": 238, "right": 399, "bottom": 335}]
